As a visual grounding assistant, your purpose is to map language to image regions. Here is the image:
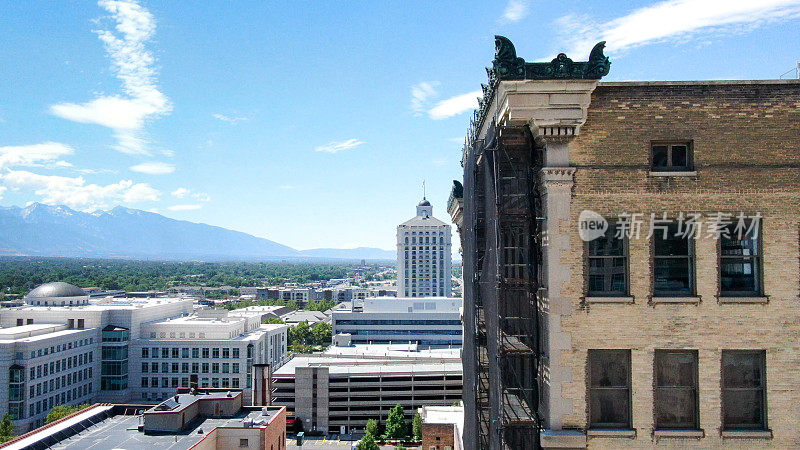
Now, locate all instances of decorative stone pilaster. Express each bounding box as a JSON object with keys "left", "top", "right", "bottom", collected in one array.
[{"left": 539, "top": 164, "right": 577, "bottom": 432}]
